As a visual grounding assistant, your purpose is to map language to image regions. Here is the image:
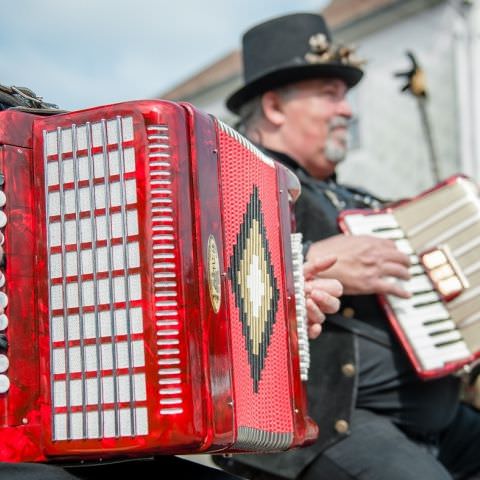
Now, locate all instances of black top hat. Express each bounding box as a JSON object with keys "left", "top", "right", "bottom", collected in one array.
[{"left": 226, "top": 13, "right": 364, "bottom": 115}]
